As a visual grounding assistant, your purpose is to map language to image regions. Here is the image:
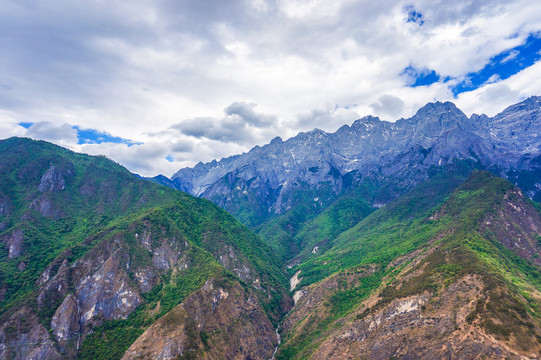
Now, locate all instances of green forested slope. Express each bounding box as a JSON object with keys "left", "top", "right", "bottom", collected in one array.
[
  {"left": 0, "top": 137, "right": 290, "bottom": 359},
  {"left": 277, "top": 171, "right": 541, "bottom": 359}
]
